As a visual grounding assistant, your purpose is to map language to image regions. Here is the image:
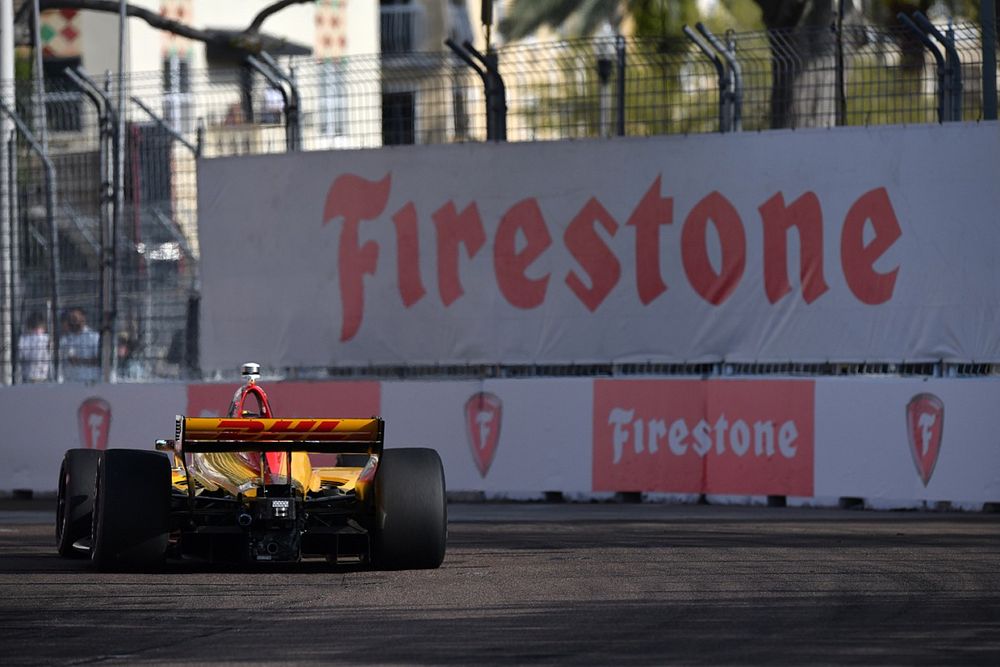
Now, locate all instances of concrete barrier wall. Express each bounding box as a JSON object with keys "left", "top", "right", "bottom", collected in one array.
[{"left": 1, "top": 377, "right": 997, "bottom": 508}]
